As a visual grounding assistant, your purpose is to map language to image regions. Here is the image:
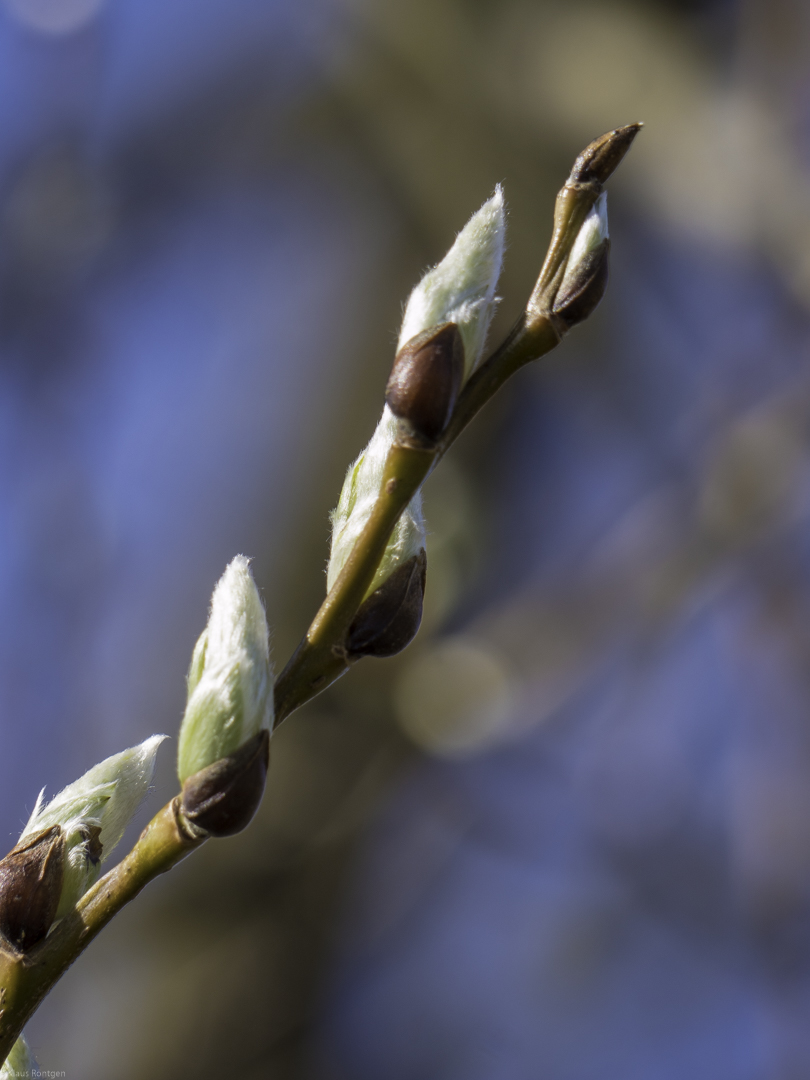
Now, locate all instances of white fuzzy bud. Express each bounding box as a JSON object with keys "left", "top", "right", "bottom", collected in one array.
[
  {"left": 19, "top": 735, "right": 165, "bottom": 918},
  {"left": 1, "top": 1033, "right": 38, "bottom": 1079},
  {"left": 327, "top": 407, "right": 425, "bottom": 597},
  {"left": 558, "top": 191, "right": 609, "bottom": 297},
  {"left": 177, "top": 556, "right": 273, "bottom": 783},
  {"left": 398, "top": 187, "right": 505, "bottom": 381},
  {"left": 328, "top": 190, "right": 505, "bottom": 598}
]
